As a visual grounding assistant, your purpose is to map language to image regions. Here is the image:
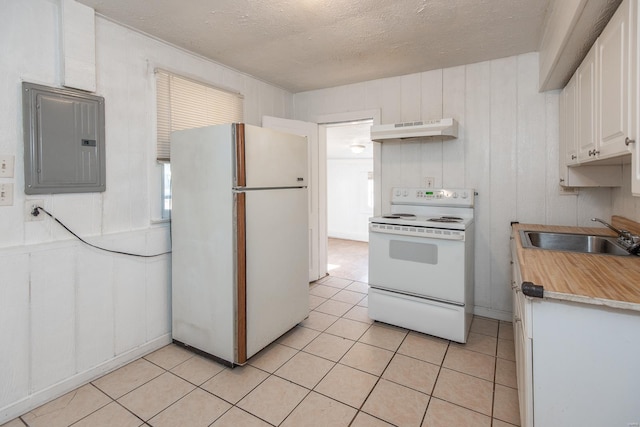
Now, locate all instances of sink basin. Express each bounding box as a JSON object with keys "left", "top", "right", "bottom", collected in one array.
[{"left": 520, "top": 231, "right": 632, "bottom": 256}]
